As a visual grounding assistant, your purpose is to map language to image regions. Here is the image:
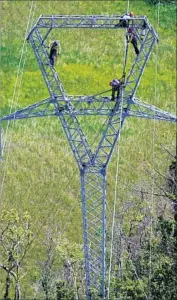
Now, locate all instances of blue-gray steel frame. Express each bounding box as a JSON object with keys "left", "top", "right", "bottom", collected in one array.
[
  {"left": 1, "top": 15, "right": 176, "bottom": 299},
  {"left": 2, "top": 97, "right": 176, "bottom": 122}
]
